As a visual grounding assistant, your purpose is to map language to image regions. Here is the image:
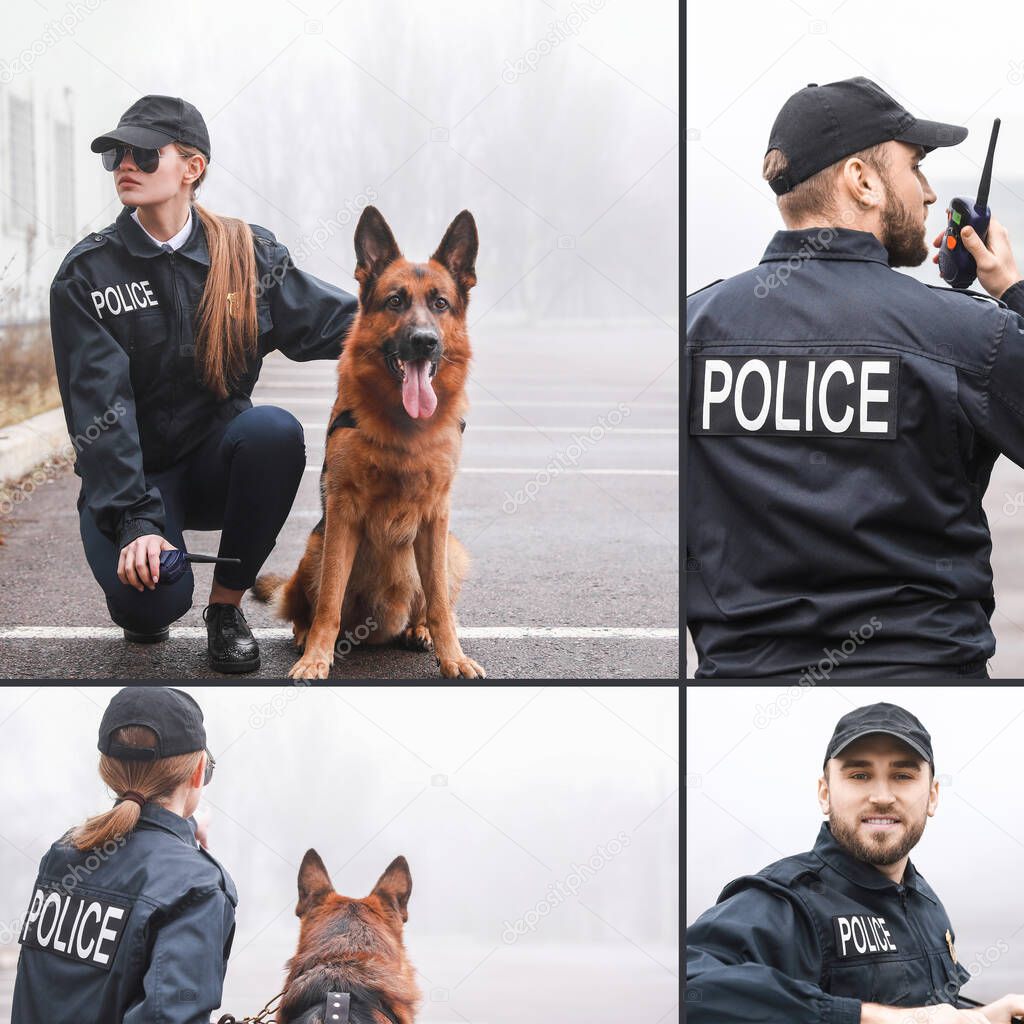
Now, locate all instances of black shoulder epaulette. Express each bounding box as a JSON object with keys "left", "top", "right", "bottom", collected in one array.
[
  {"left": 54, "top": 231, "right": 109, "bottom": 279},
  {"left": 249, "top": 223, "right": 279, "bottom": 247},
  {"left": 925, "top": 283, "right": 1006, "bottom": 308},
  {"left": 687, "top": 279, "right": 724, "bottom": 299}
]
